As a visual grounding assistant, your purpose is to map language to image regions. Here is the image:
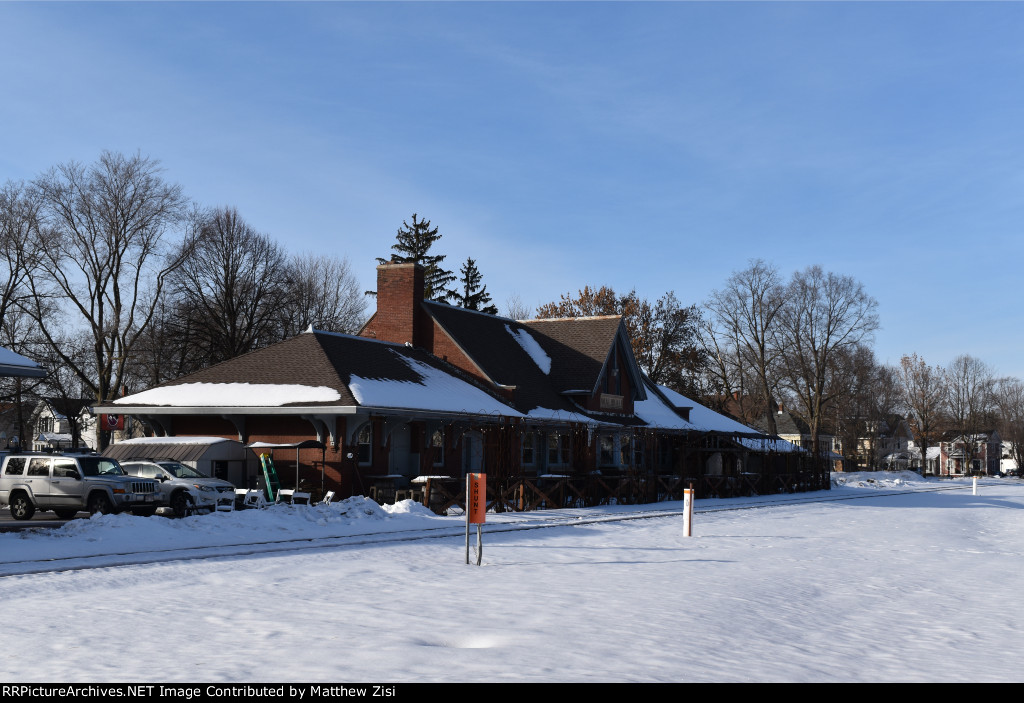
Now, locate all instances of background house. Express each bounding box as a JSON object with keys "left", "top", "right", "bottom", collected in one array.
[
  {"left": 938, "top": 430, "right": 1002, "bottom": 476},
  {"left": 30, "top": 397, "right": 97, "bottom": 451}
]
